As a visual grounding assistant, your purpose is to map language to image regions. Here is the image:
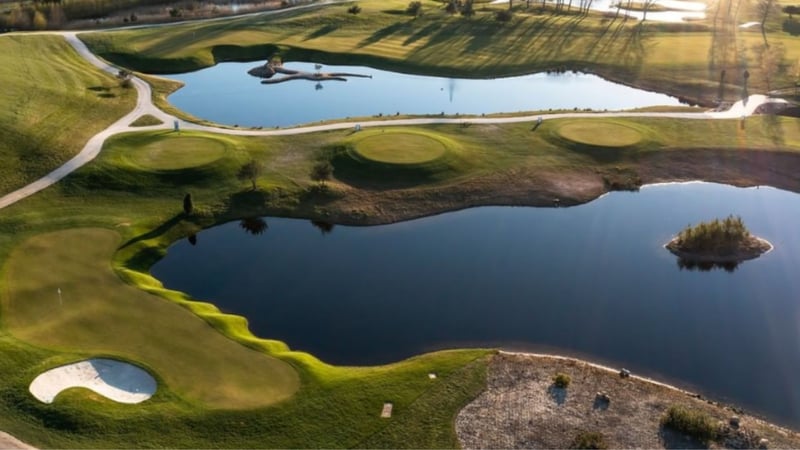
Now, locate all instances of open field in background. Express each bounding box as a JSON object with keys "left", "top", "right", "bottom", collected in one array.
[
  {"left": 81, "top": 0, "right": 800, "bottom": 104},
  {"left": 0, "top": 35, "right": 135, "bottom": 196}
]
